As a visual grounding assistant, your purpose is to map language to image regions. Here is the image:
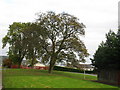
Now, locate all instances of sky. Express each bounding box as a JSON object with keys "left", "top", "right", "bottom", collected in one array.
[{"left": 0, "top": 0, "right": 119, "bottom": 64}]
